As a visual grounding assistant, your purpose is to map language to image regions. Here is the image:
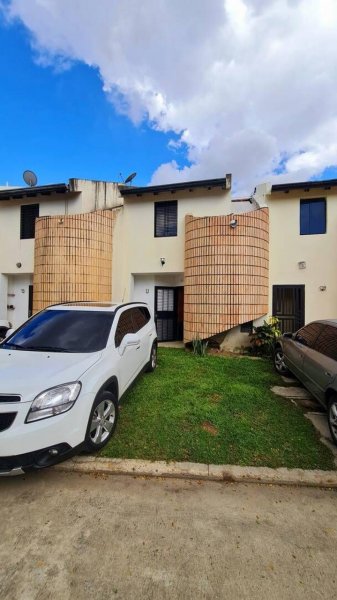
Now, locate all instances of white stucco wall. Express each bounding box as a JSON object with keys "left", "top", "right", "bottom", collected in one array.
[
  {"left": 132, "top": 273, "right": 184, "bottom": 315},
  {"left": 70, "top": 179, "right": 123, "bottom": 212},
  {"left": 0, "top": 196, "right": 73, "bottom": 275},
  {"left": 112, "top": 187, "right": 232, "bottom": 304},
  {"left": 0, "top": 274, "right": 8, "bottom": 321},
  {"left": 6, "top": 273, "right": 33, "bottom": 329},
  {"left": 0, "top": 179, "right": 123, "bottom": 276}
]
